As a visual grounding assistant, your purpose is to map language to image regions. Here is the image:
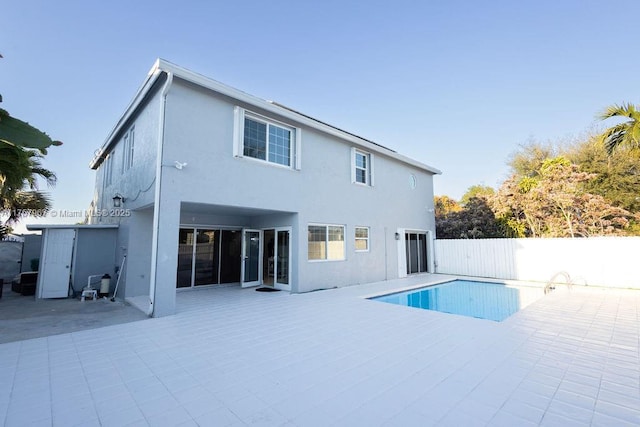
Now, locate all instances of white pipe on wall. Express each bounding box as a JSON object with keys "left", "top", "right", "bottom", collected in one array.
[{"left": 148, "top": 71, "right": 173, "bottom": 317}]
